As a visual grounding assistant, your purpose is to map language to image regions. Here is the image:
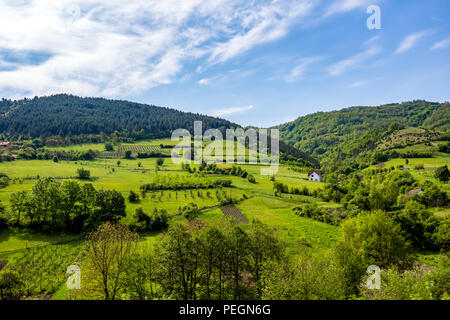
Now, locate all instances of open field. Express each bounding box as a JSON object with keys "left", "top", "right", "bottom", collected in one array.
[
  {"left": 1, "top": 137, "right": 448, "bottom": 299},
  {"left": 0, "top": 140, "right": 337, "bottom": 255}
]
